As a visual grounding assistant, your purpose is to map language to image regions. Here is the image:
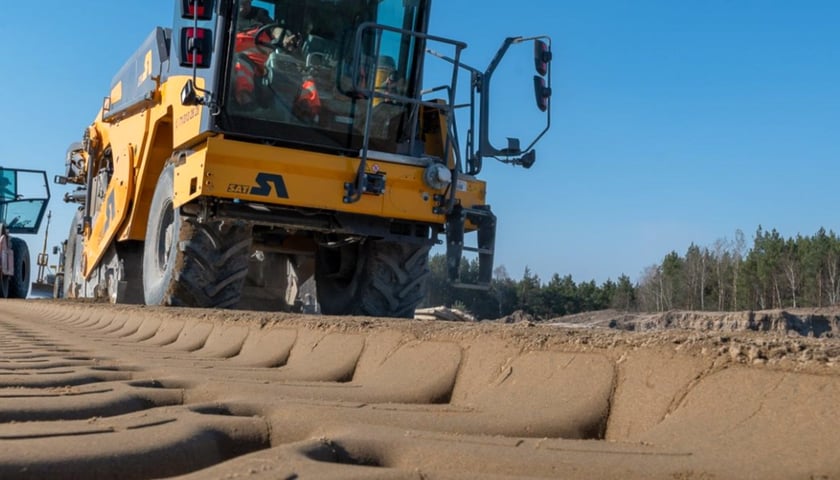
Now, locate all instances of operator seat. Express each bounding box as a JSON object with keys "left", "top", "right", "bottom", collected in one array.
[{"left": 303, "top": 34, "right": 337, "bottom": 67}]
